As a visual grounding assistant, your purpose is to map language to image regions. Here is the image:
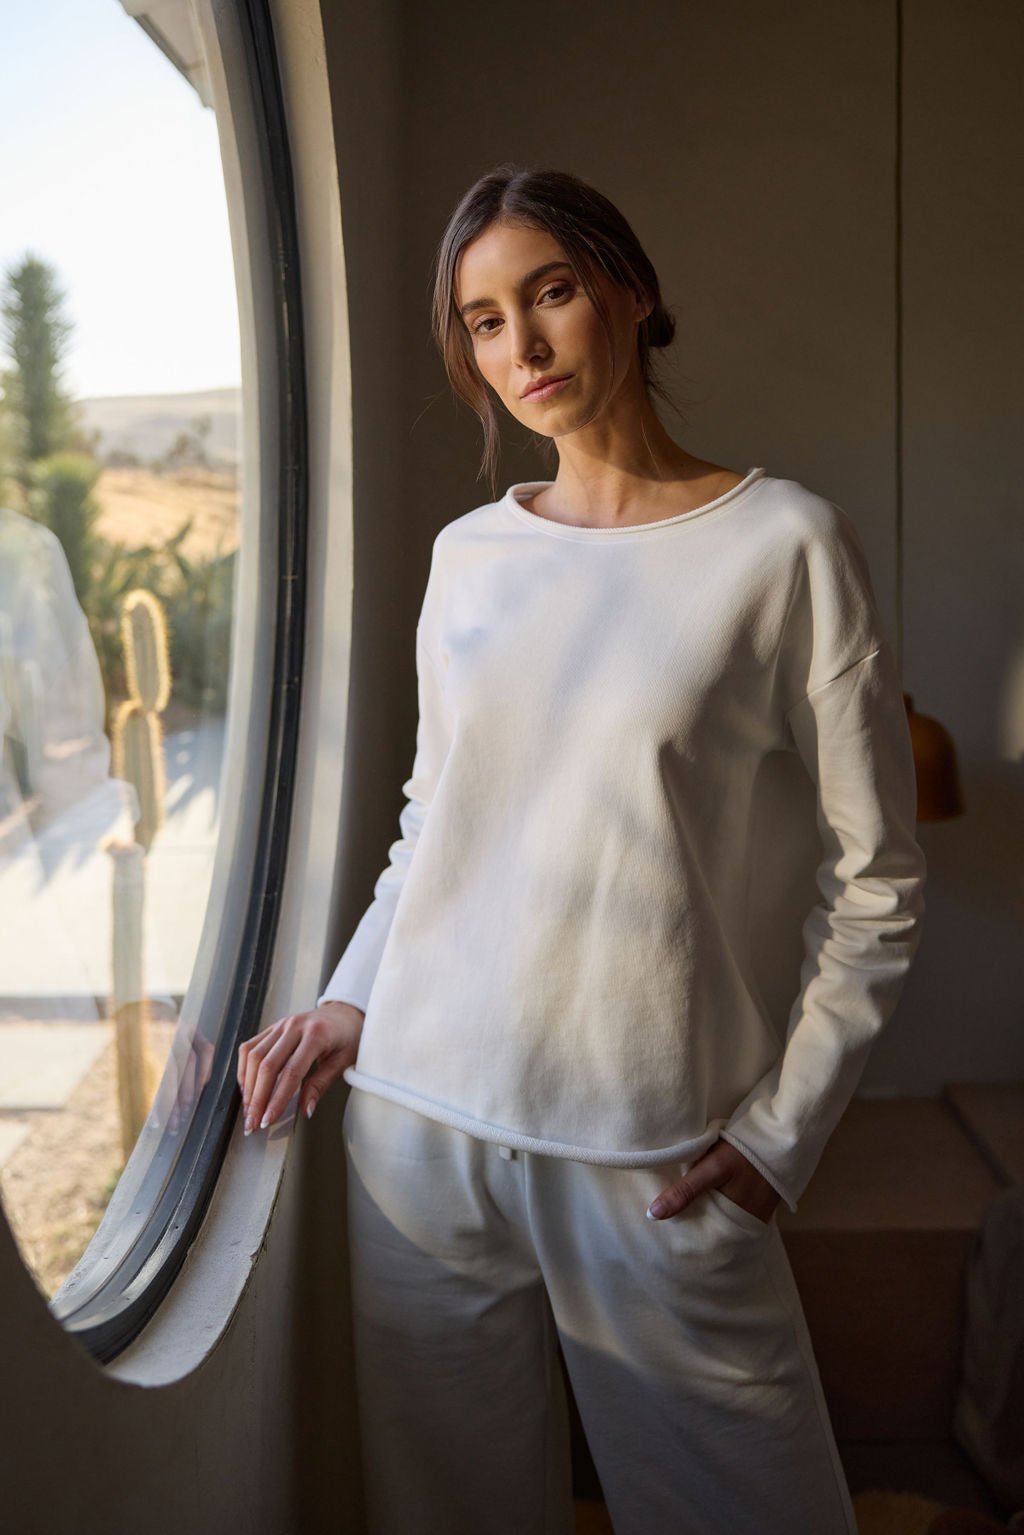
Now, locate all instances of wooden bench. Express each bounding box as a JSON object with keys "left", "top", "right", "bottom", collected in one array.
[{"left": 779, "top": 1087, "right": 1021, "bottom": 1514}]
